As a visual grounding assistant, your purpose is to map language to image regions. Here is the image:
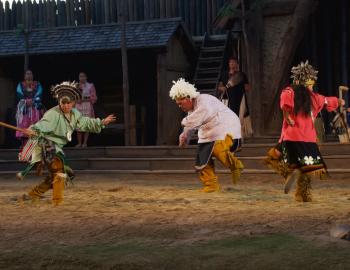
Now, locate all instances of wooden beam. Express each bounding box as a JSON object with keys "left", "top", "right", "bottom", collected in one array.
[{"left": 119, "top": 0, "right": 131, "bottom": 146}]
